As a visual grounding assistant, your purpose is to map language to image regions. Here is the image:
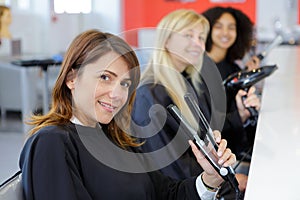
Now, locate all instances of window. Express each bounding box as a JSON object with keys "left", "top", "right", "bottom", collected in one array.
[
  {"left": 17, "top": 0, "right": 30, "bottom": 10},
  {"left": 54, "top": 0, "right": 91, "bottom": 14}
]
